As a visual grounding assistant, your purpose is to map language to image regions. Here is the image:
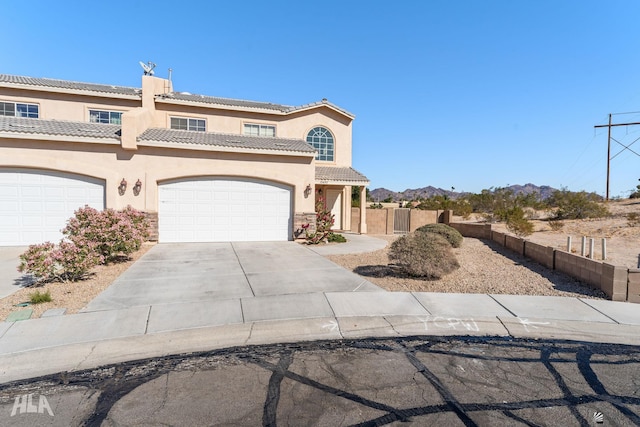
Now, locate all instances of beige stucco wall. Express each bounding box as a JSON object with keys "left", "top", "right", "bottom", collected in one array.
[
  {"left": 0, "top": 87, "right": 140, "bottom": 121},
  {"left": 0, "top": 139, "right": 316, "bottom": 215}
]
